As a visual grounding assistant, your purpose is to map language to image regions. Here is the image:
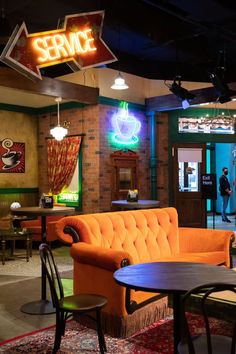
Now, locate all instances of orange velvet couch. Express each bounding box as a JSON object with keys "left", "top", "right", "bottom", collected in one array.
[
  {"left": 55, "top": 207, "right": 234, "bottom": 337},
  {"left": 20, "top": 216, "right": 62, "bottom": 243}
]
